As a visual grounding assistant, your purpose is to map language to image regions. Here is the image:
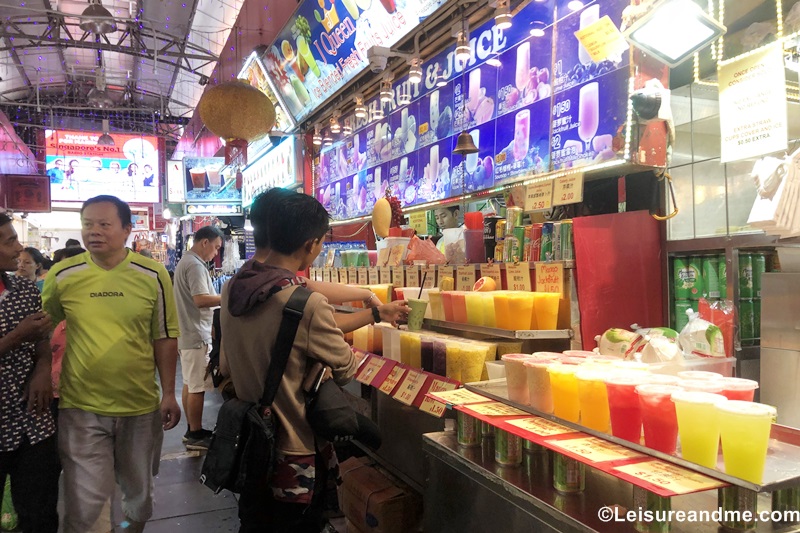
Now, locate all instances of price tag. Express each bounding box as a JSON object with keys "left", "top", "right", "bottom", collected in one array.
[
  {"left": 553, "top": 173, "right": 584, "bottom": 206},
  {"left": 418, "top": 379, "right": 458, "bottom": 417},
  {"left": 347, "top": 267, "right": 358, "bottom": 285},
  {"left": 377, "top": 248, "right": 390, "bottom": 267},
  {"left": 480, "top": 263, "right": 502, "bottom": 288},
  {"left": 535, "top": 262, "right": 564, "bottom": 296},
  {"left": 525, "top": 181, "right": 553, "bottom": 212},
  {"left": 322, "top": 269, "right": 332, "bottom": 283},
  {"left": 428, "top": 388, "right": 488, "bottom": 406},
  {"left": 456, "top": 266, "right": 476, "bottom": 291},
  {"left": 357, "top": 267, "right": 368, "bottom": 285},
  {"left": 506, "top": 417, "right": 574, "bottom": 437},
  {"left": 613, "top": 461, "right": 726, "bottom": 496},
  {"left": 356, "top": 356, "right": 388, "bottom": 386},
  {"left": 391, "top": 266, "right": 404, "bottom": 287},
  {"left": 548, "top": 437, "right": 644, "bottom": 463},
  {"left": 438, "top": 265, "right": 454, "bottom": 286},
  {"left": 392, "top": 370, "right": 428, "bottom": 406},
  {"left": 325, "top": 249, "right": 336, "bottom": 268},
  {"left": 408, "top": 211, "right": 428, "bottom": 235},
  {"left": 378, "top": 365, "right": 407, "bottom": 394},
  {"left": 379, "top": 267, "right": 392, "bottom": 285},
  {"left": 506, "top": 263, "right": 532, "bottom": 291},
  {"left": 422, "top": 265, "right": 436, "bottom": 289},
  {"left": 467, "top": 402, "right": 529, "bottom": 416},
  {"left": 573, "top": 15, "right": 628, "bottom": 63},
  {"left": 338, "top": 268, "right": 348, "bottom": 284},
  {"left": 405, "top": 266, "right": 420, "bottom": 288},
  {"left": 368, "top": 267, "right": 379, "bottom": 285}
]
